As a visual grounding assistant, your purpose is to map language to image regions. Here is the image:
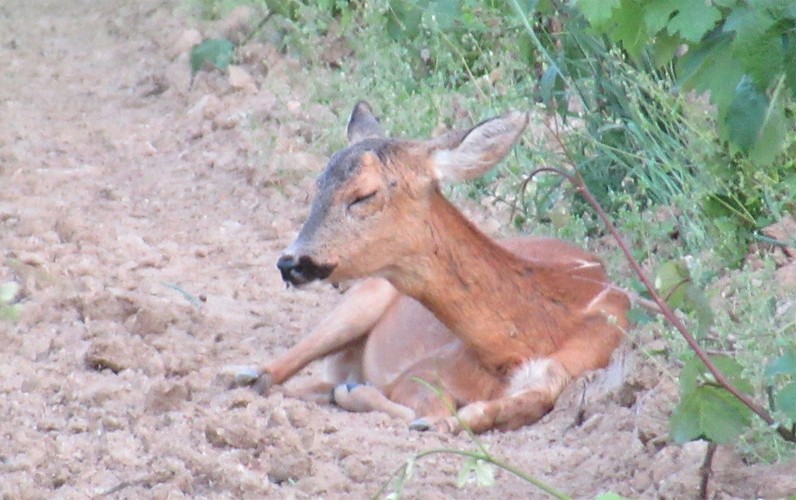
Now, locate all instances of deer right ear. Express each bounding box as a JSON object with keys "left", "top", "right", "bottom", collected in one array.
[
  {"left": 431, "top": 111, "right": 528, "bottom": 184},
  {"left": 347, "top": 101, "right": 385, "bottom": 144}
]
